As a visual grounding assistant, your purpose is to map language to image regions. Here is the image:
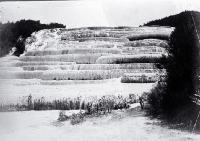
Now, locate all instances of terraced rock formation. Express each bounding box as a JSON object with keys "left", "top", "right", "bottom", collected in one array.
[
  {"left": 0, "top": 26, "right": 173, "bottom": 82},
  {"left": 0, "top": 26, "right": 174, "bottom": 103}
]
